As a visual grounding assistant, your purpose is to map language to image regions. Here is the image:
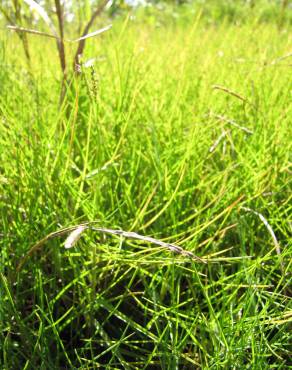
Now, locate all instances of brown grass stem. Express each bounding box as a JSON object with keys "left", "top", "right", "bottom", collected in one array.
[
  {"left": 212, "top": 84, "right": 248, "bottom": 103},
  {"left": 73, "top": 0, "right": 110, "bottom": 72}
]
